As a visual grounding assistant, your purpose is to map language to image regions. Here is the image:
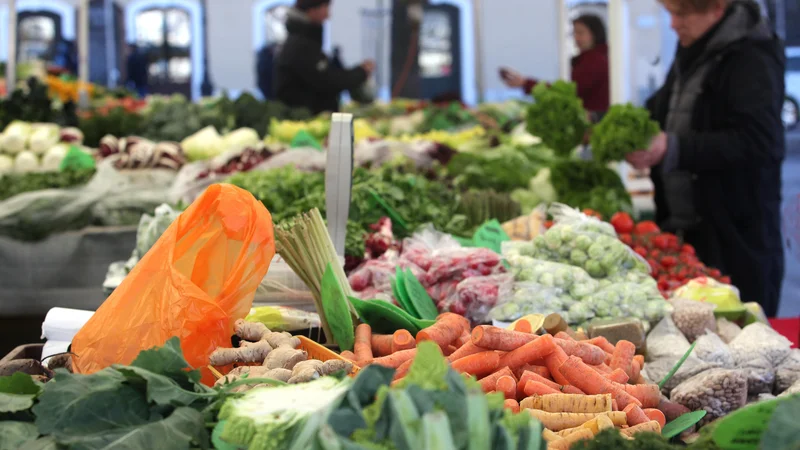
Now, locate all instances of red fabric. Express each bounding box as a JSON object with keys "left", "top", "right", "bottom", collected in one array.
[
  {"left": 521, "top": 44, "right": 609, "bottom": 113},
  {"left": 769, "top": 317, "right": 800, "bottom": 349}
]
